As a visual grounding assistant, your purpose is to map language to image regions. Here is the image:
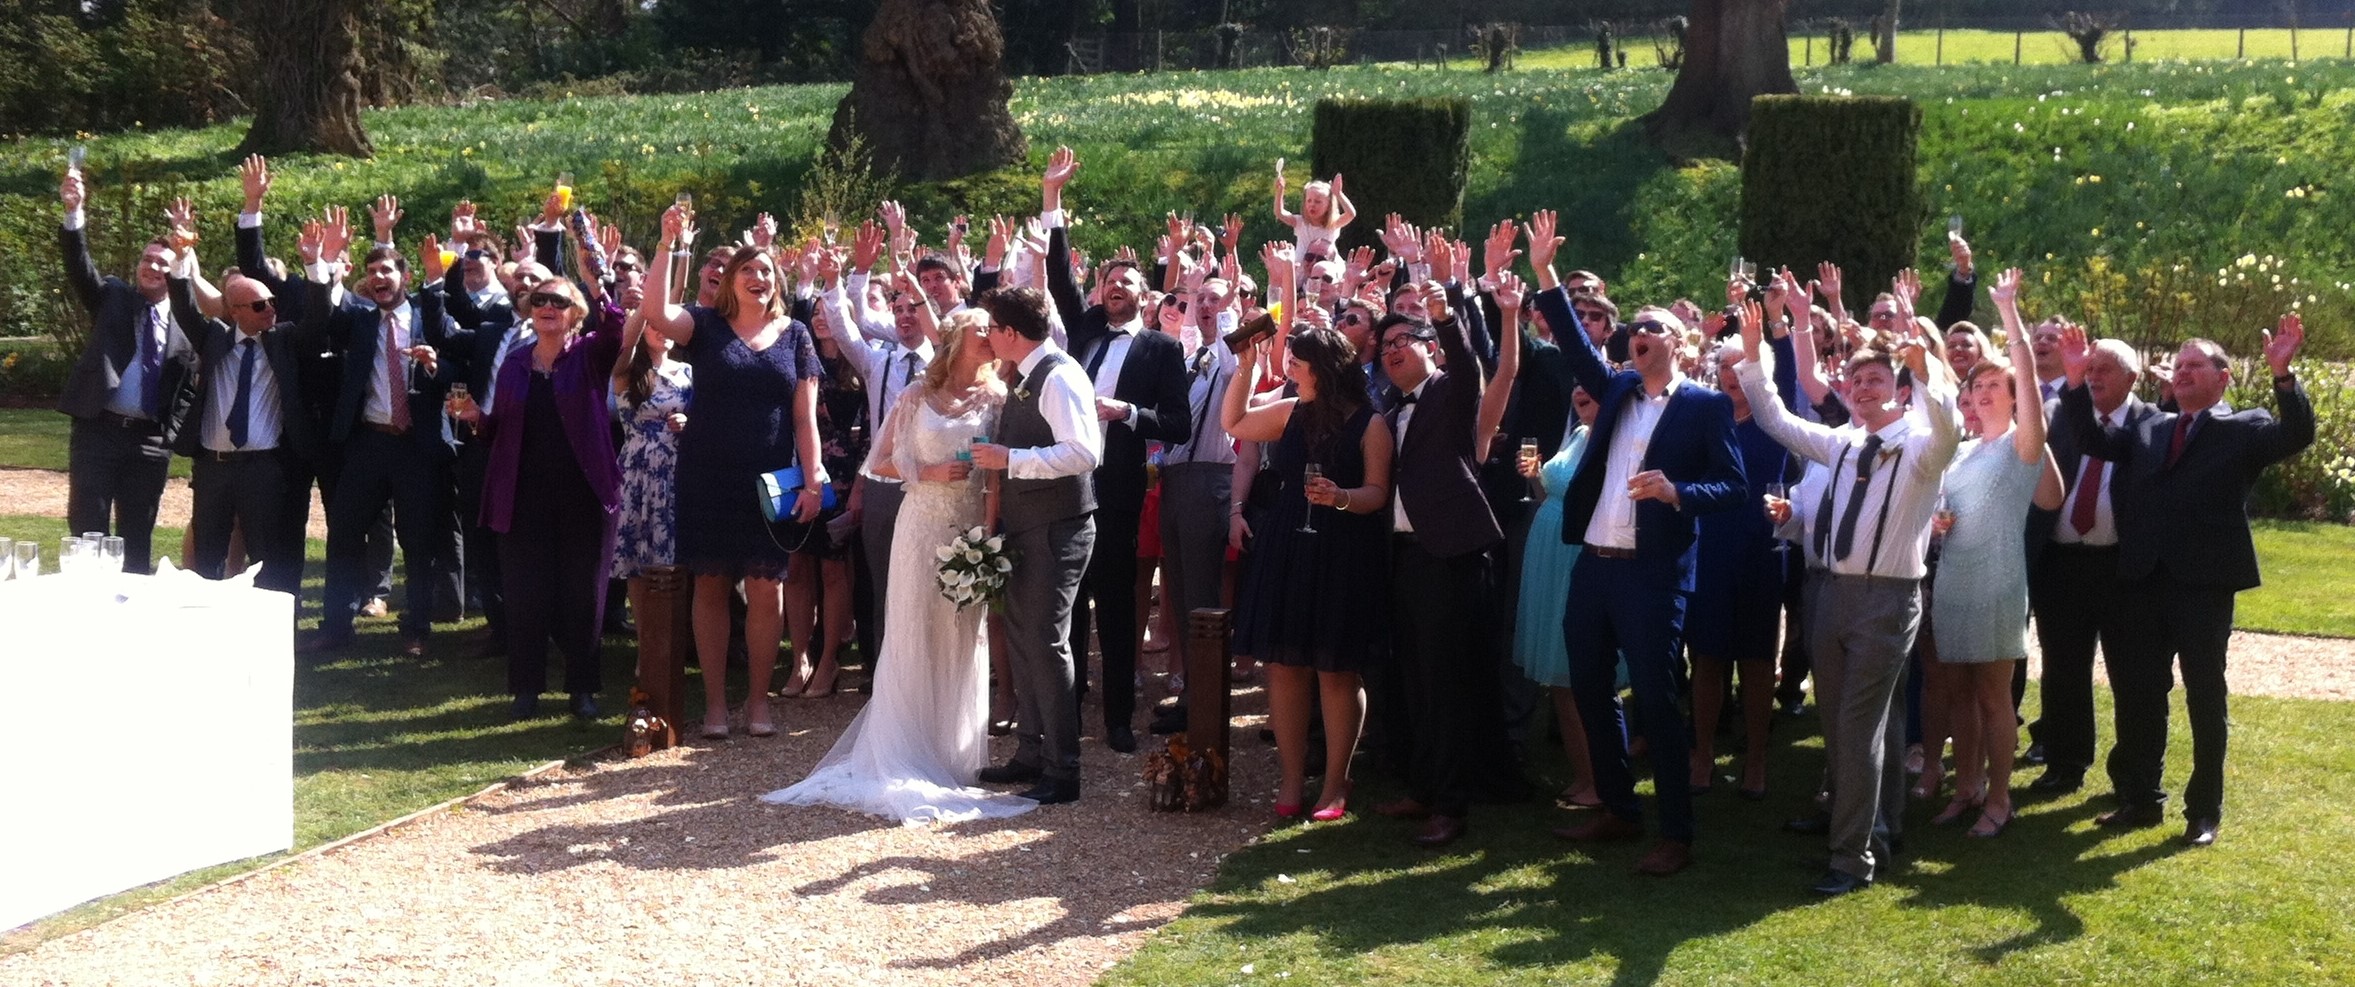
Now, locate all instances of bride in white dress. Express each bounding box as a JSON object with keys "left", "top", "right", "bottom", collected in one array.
[{"left": 762, "top": 311, "right": 1036, "bottom": 824}]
